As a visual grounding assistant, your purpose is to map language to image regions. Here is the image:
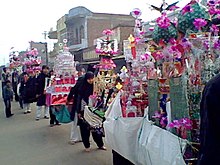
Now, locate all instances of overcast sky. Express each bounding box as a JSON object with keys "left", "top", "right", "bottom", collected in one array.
[{"left": 0, "top": 0, "right": 189, "bottom": 65}]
